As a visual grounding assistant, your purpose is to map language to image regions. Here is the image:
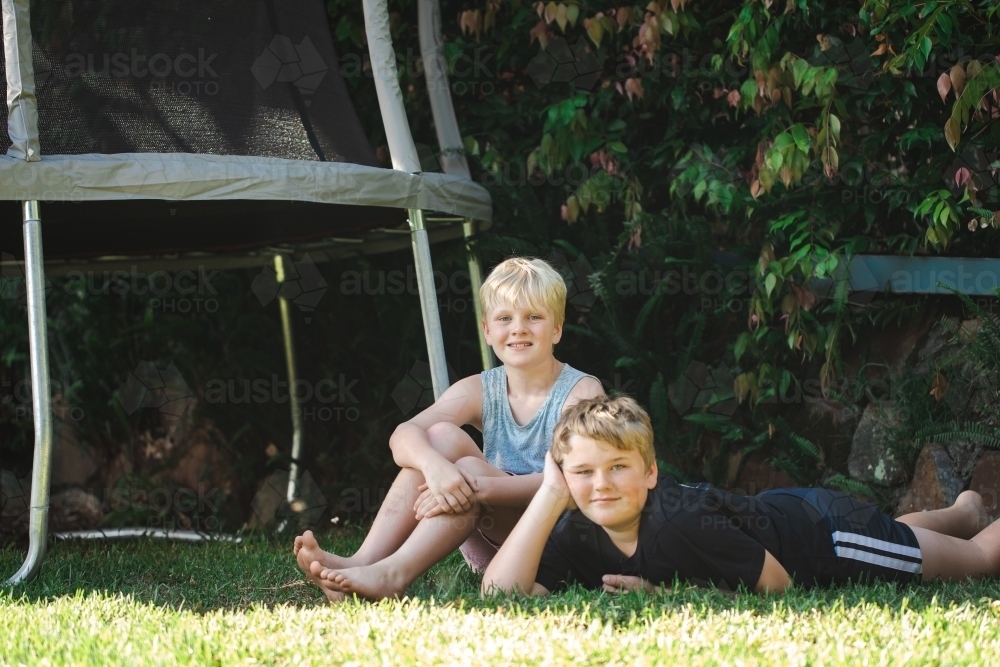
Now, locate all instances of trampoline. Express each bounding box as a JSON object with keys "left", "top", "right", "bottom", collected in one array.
[{"left": 1, "top": 0, "right": 492, "bottom": 583}]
